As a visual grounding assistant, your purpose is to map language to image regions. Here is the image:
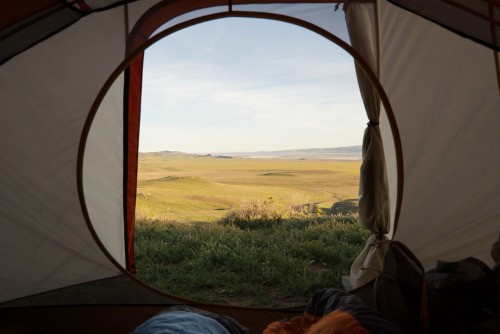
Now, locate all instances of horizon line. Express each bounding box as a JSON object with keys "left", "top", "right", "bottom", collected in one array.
[{"left": 139, "top": 144, "right": 362, "bottom": 155}]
